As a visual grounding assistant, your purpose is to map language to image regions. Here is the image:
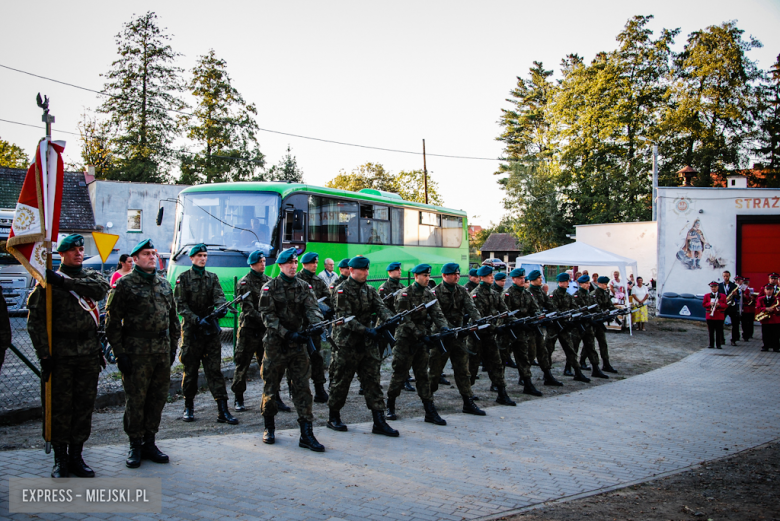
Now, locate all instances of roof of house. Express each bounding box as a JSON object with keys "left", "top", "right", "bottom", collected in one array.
[
  {"left": 481, "top": 233, "right": 521, "bottom": 252},
  {"left": 0, "top": 167, "right": 96, "bottom": 230}
]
